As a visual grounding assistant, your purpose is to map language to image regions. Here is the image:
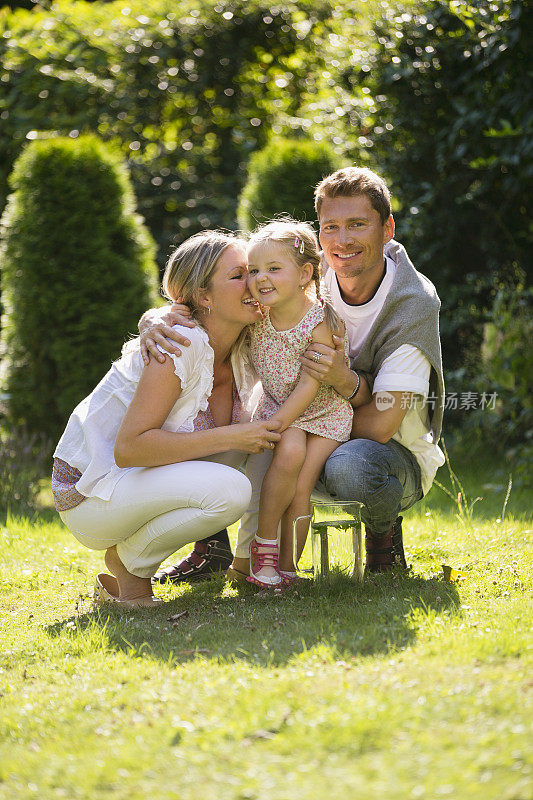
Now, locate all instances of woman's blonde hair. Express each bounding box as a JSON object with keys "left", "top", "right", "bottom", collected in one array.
[
  {"left": 247, "top": 218, "right": 344, "bottom": 334},
  {"left": 162, "top": 229, "right": 244, "bottom": 318},
  {"left": 121, "top": 230, "right": 244, "bottom": 357}
]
